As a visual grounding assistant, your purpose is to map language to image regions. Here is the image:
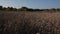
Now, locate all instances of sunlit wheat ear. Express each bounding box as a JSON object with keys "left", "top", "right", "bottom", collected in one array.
[{"left": 36, "top": 32, "right": 40, "bottom": 34}]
